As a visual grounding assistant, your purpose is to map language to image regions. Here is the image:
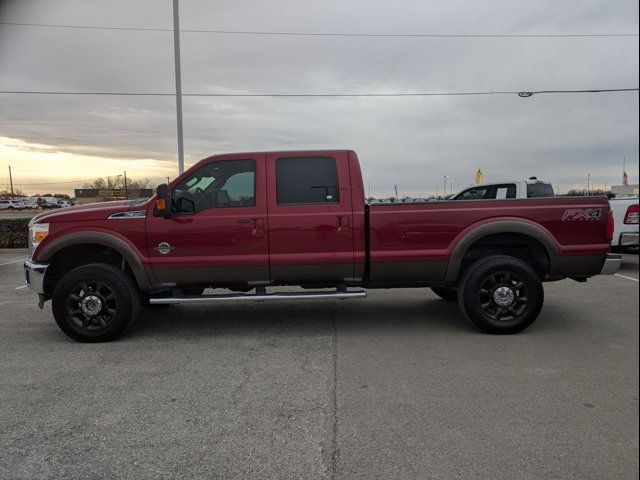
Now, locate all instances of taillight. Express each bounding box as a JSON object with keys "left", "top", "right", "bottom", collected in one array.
[
  {"left": 606, "top": 210, "right": 614, "bottom": 242},
  {"left": 624, "top": 204, "right": 639, "bottom": 224}
]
